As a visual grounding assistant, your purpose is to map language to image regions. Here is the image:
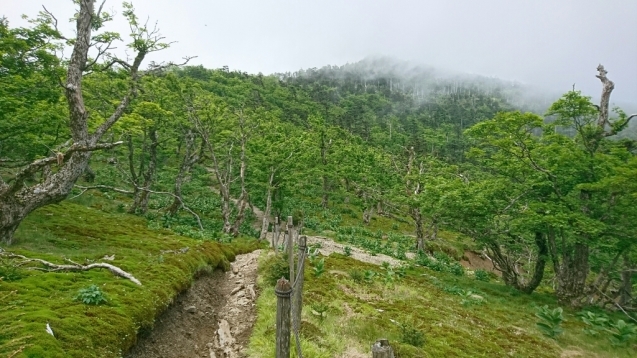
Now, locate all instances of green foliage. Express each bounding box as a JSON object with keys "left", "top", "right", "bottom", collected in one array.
[
  {"left": 74, "top": 285, "right": 107, "bottom": 306},
  {"left": 343, "top": 245, "right": 352, "bottom": 256},
  {"left": 348, "top": 269, "right": 364, "bottom": 283},
  {"left": 578, "top": 310, "right": 610, "bottom": 336},
  {"left": 363, "top": 269, "right": 377, "bottom": 284},
  {"left": 262, "top": 255, "right": 290, "bottom": 286},
  {"left": 0, "top": 201, "right": 258, "bottom": 357},
  {"left": 448, "top": 262, "right": 465, "bottom": 276},
  {"left": 310, "top": 302, "right": 329, "bottom": 324},
  {"left": 399, "top": 321, "right": 426, "bottom": 347},
  {"left": 474, "top": 269, "right": 490, "bottom": 282},
  {"left": 535, "top": 306, "right": 564, "bottom": 338},
  {"left": 312, "top": 258, "right": 325, "bottom": 278},
  {"left": 0, "top": 260, "right": 26, "bottom": 282},
  {"left": 607, "top": 319, "right": 637, "bottom": 347}
]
